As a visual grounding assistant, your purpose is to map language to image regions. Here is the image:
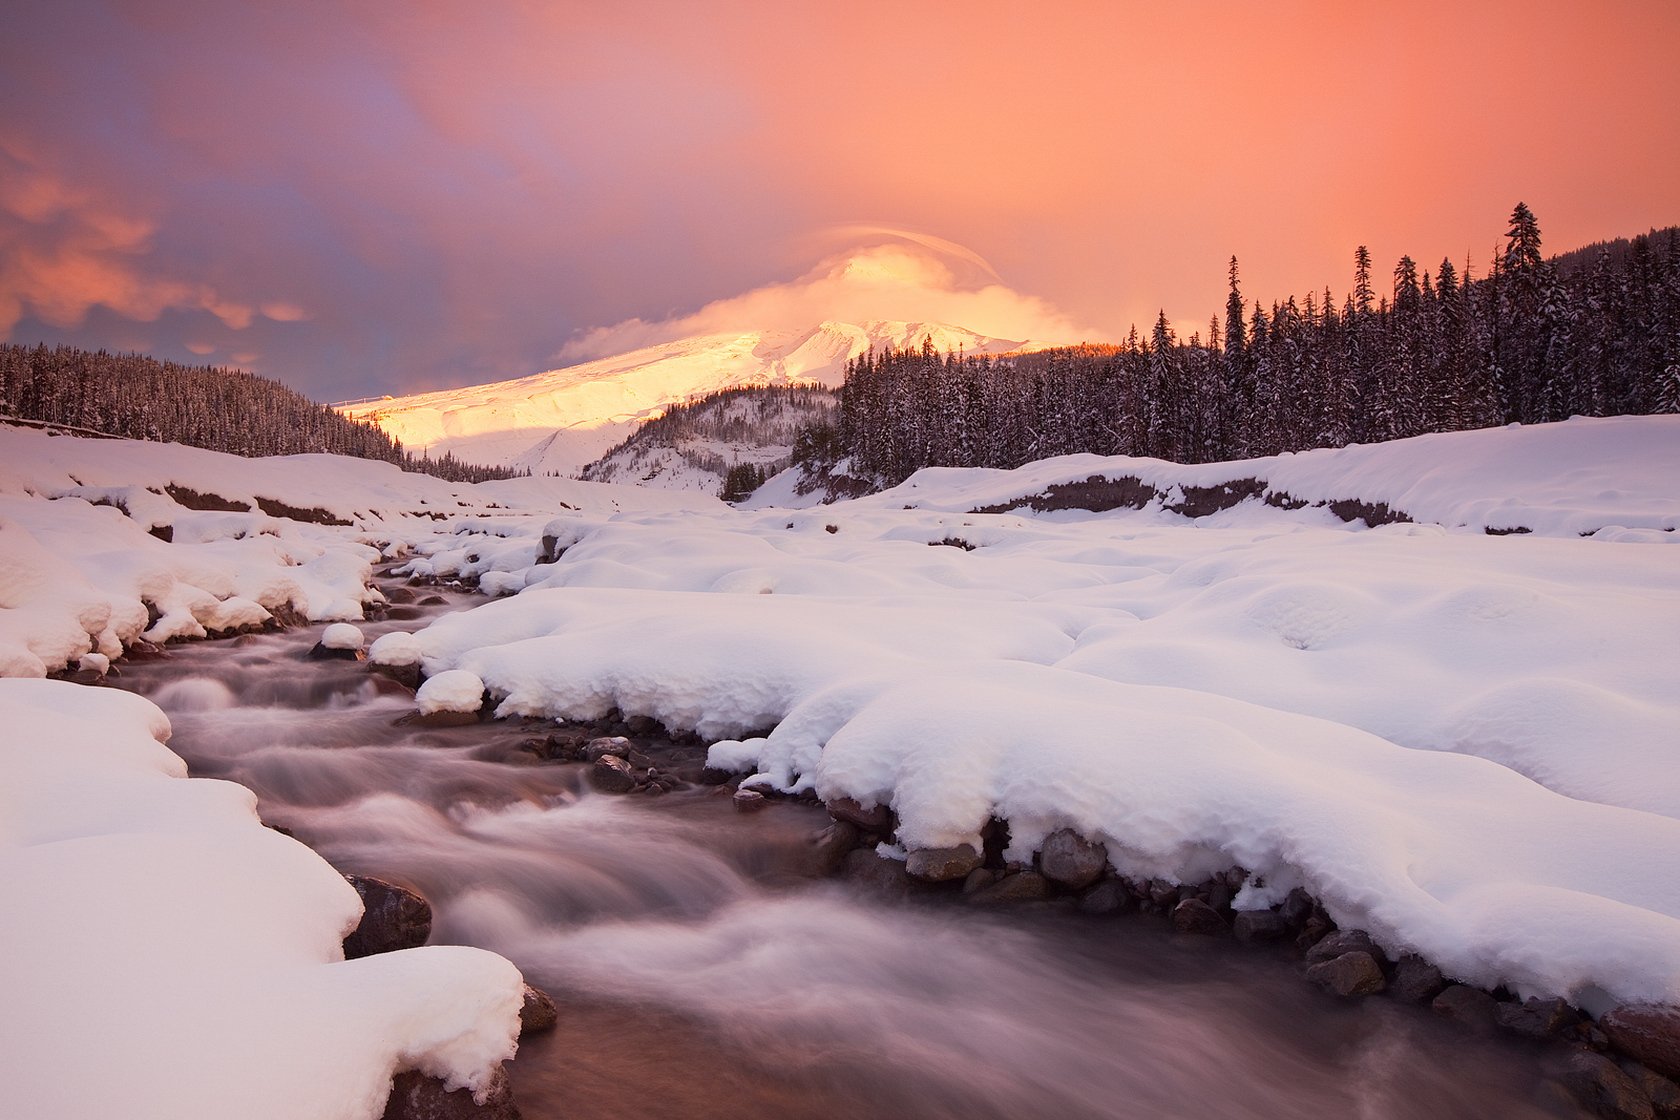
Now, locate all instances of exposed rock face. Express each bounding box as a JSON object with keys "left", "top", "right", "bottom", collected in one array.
[
  {"left": 382, "top": 1065, "right": 521, "bottom": 1120},
  {"left": 1305, "top": 951, "right": 1386, "bottom": 997},
  {"left": 1171, "top": 897, "right": 1229, "bottom": 936},
  {"left": 906, "top": 844, "right": 983, "bottom": 882},
  {"left": 1037, "top": 828, "right": 1107, "bottom": 889},
  {"left": 1604, "top": 1006, "right": 1680, "bottom": 1082},
  {"left": 343, "top": 876, "right": 432, "bottom": 959},
  {"left": 519, "top": 984, "right": 557, "bottom": 1037}
]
